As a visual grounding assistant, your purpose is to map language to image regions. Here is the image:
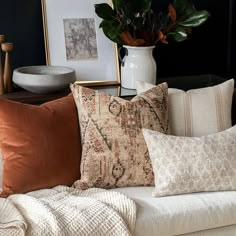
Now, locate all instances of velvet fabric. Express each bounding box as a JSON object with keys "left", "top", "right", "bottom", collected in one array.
[{"left": 0, "top": 94, "right": 81, "bottom": 197}]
